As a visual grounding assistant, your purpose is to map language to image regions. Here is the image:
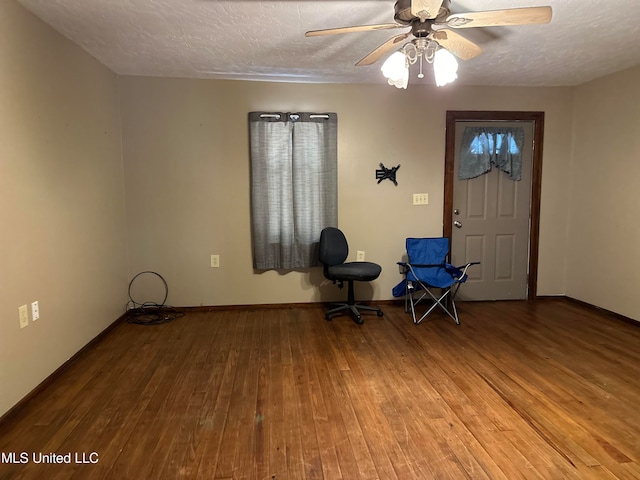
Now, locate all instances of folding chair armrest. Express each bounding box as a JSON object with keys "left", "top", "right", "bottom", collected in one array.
[
  {"left": 453, "top": 261, "right": 480, "bottom": 278},
  {"left": 448, "top": 261, "right": 480, "bottom": 269},
  {"left": 403, "top": 263, "right": 445, "bottom": 268}
]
